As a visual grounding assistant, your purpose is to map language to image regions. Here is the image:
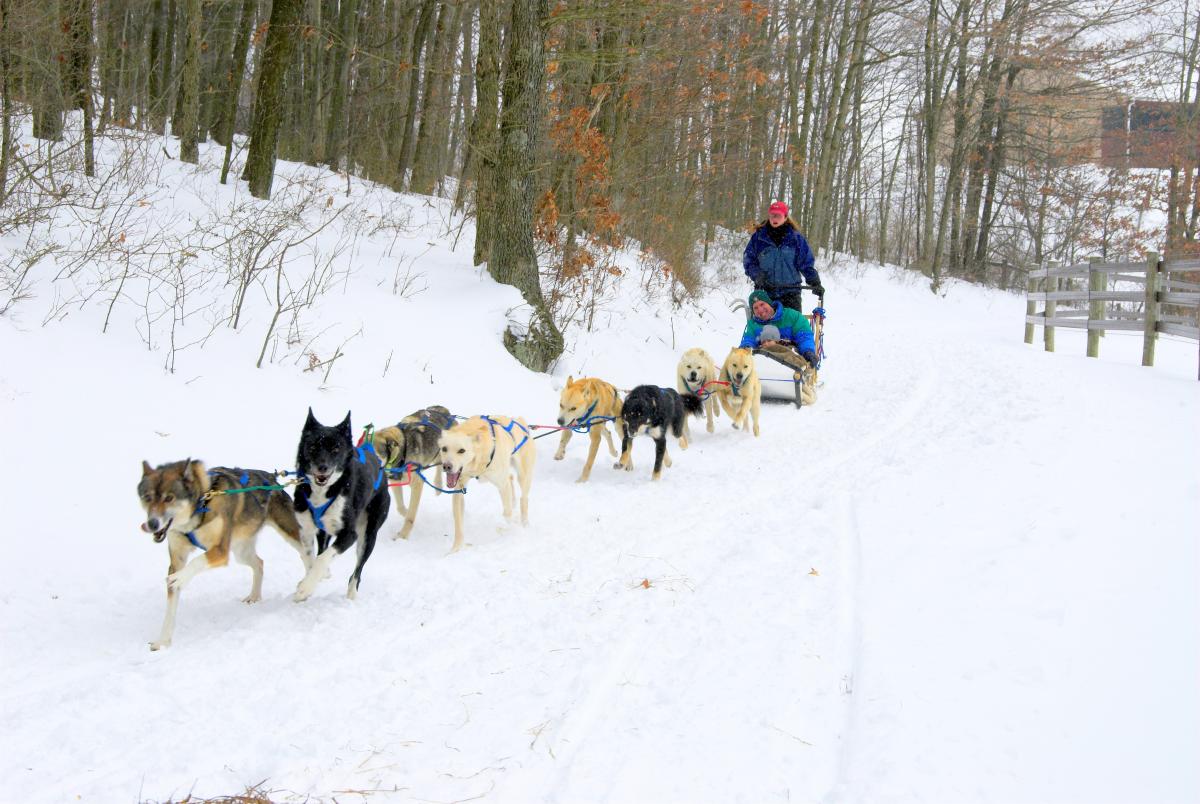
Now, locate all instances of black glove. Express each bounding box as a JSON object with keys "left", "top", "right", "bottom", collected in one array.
[
  {"left": 810, "top": 283, "right": 825, "bottom": 299},
  {"left": 800, "top": 350, "right": 819, "bottom": 369}
]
